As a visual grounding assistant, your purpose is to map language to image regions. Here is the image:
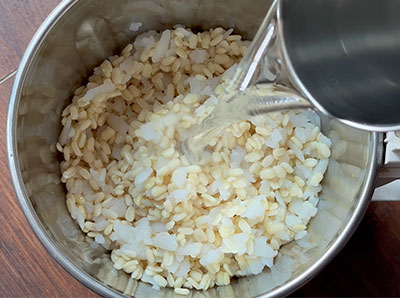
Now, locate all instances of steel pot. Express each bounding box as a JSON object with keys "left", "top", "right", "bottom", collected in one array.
[{"left": 6, "top": 0, "right": 396, "bottom": 297}]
